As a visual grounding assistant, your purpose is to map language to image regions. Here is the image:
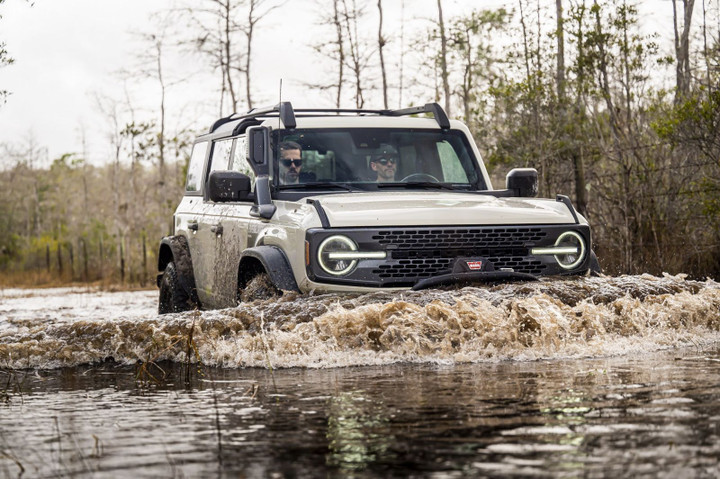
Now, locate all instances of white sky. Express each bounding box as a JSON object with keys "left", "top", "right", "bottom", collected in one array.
[{"left": 0, "top": 0, "right": 682, "bottom": 166}]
